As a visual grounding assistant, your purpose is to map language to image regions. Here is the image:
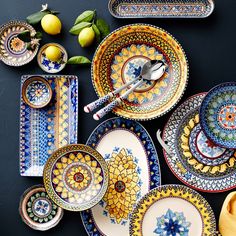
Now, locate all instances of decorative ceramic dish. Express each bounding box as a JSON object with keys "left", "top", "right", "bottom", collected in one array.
[
  {"left": 92, "top": 24, "right": 188, "bottom": 121},
  {"left": 19, "top": 185, "right": 63, "bottom": 231},
  {"left": 81, "top": 117, "right": 161, "bottom": 236},
  {"left": 20, "top": 75, "right": 78, "bottom": 176},
  {"left": 200, "top": 82, "right": 236, "bottom": 149},
  {"left": 43, "top": 144, "right": 108, "bottom": 211},
  {"left": 37, "top": 43, "right": 67, "bottom": 73},
  {"left": 109, "top": 0, "right": 214, "bottom": 18},
  {"left": 0, "top": 20, "right": 39, "bottom": 66},
  {"left": 162, "top": 93, "right": 236, "bottom": 192},
  {"left": 130, "top": 185, "right": 216, "bottom": 236}
]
